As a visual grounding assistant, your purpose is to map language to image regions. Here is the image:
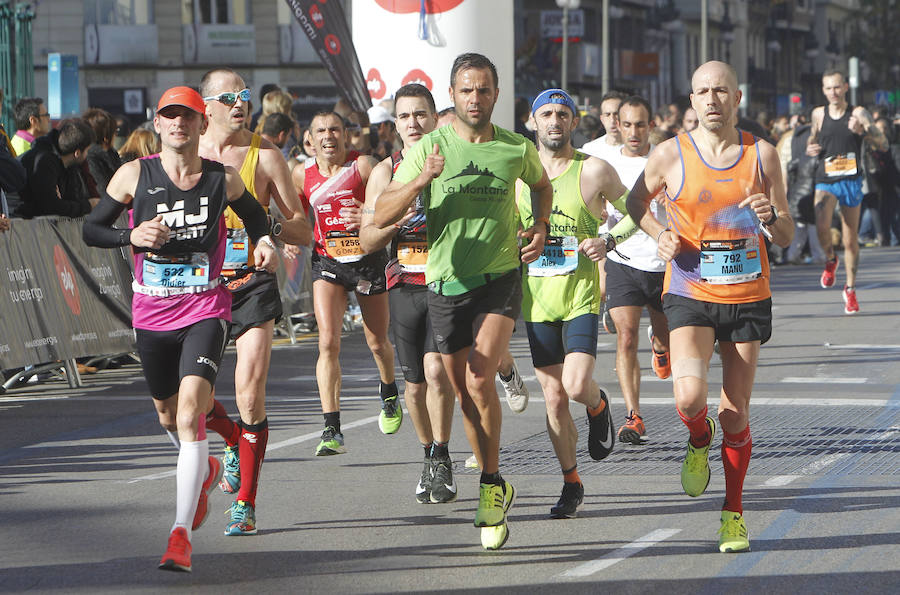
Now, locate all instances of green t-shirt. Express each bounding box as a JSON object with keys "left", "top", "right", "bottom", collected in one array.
[
  {"left": 393, "top": 124, "right": 544, "bottom": 285},
  {"left": 518, "top": 152, "right": 602, "bottom": 322}
]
